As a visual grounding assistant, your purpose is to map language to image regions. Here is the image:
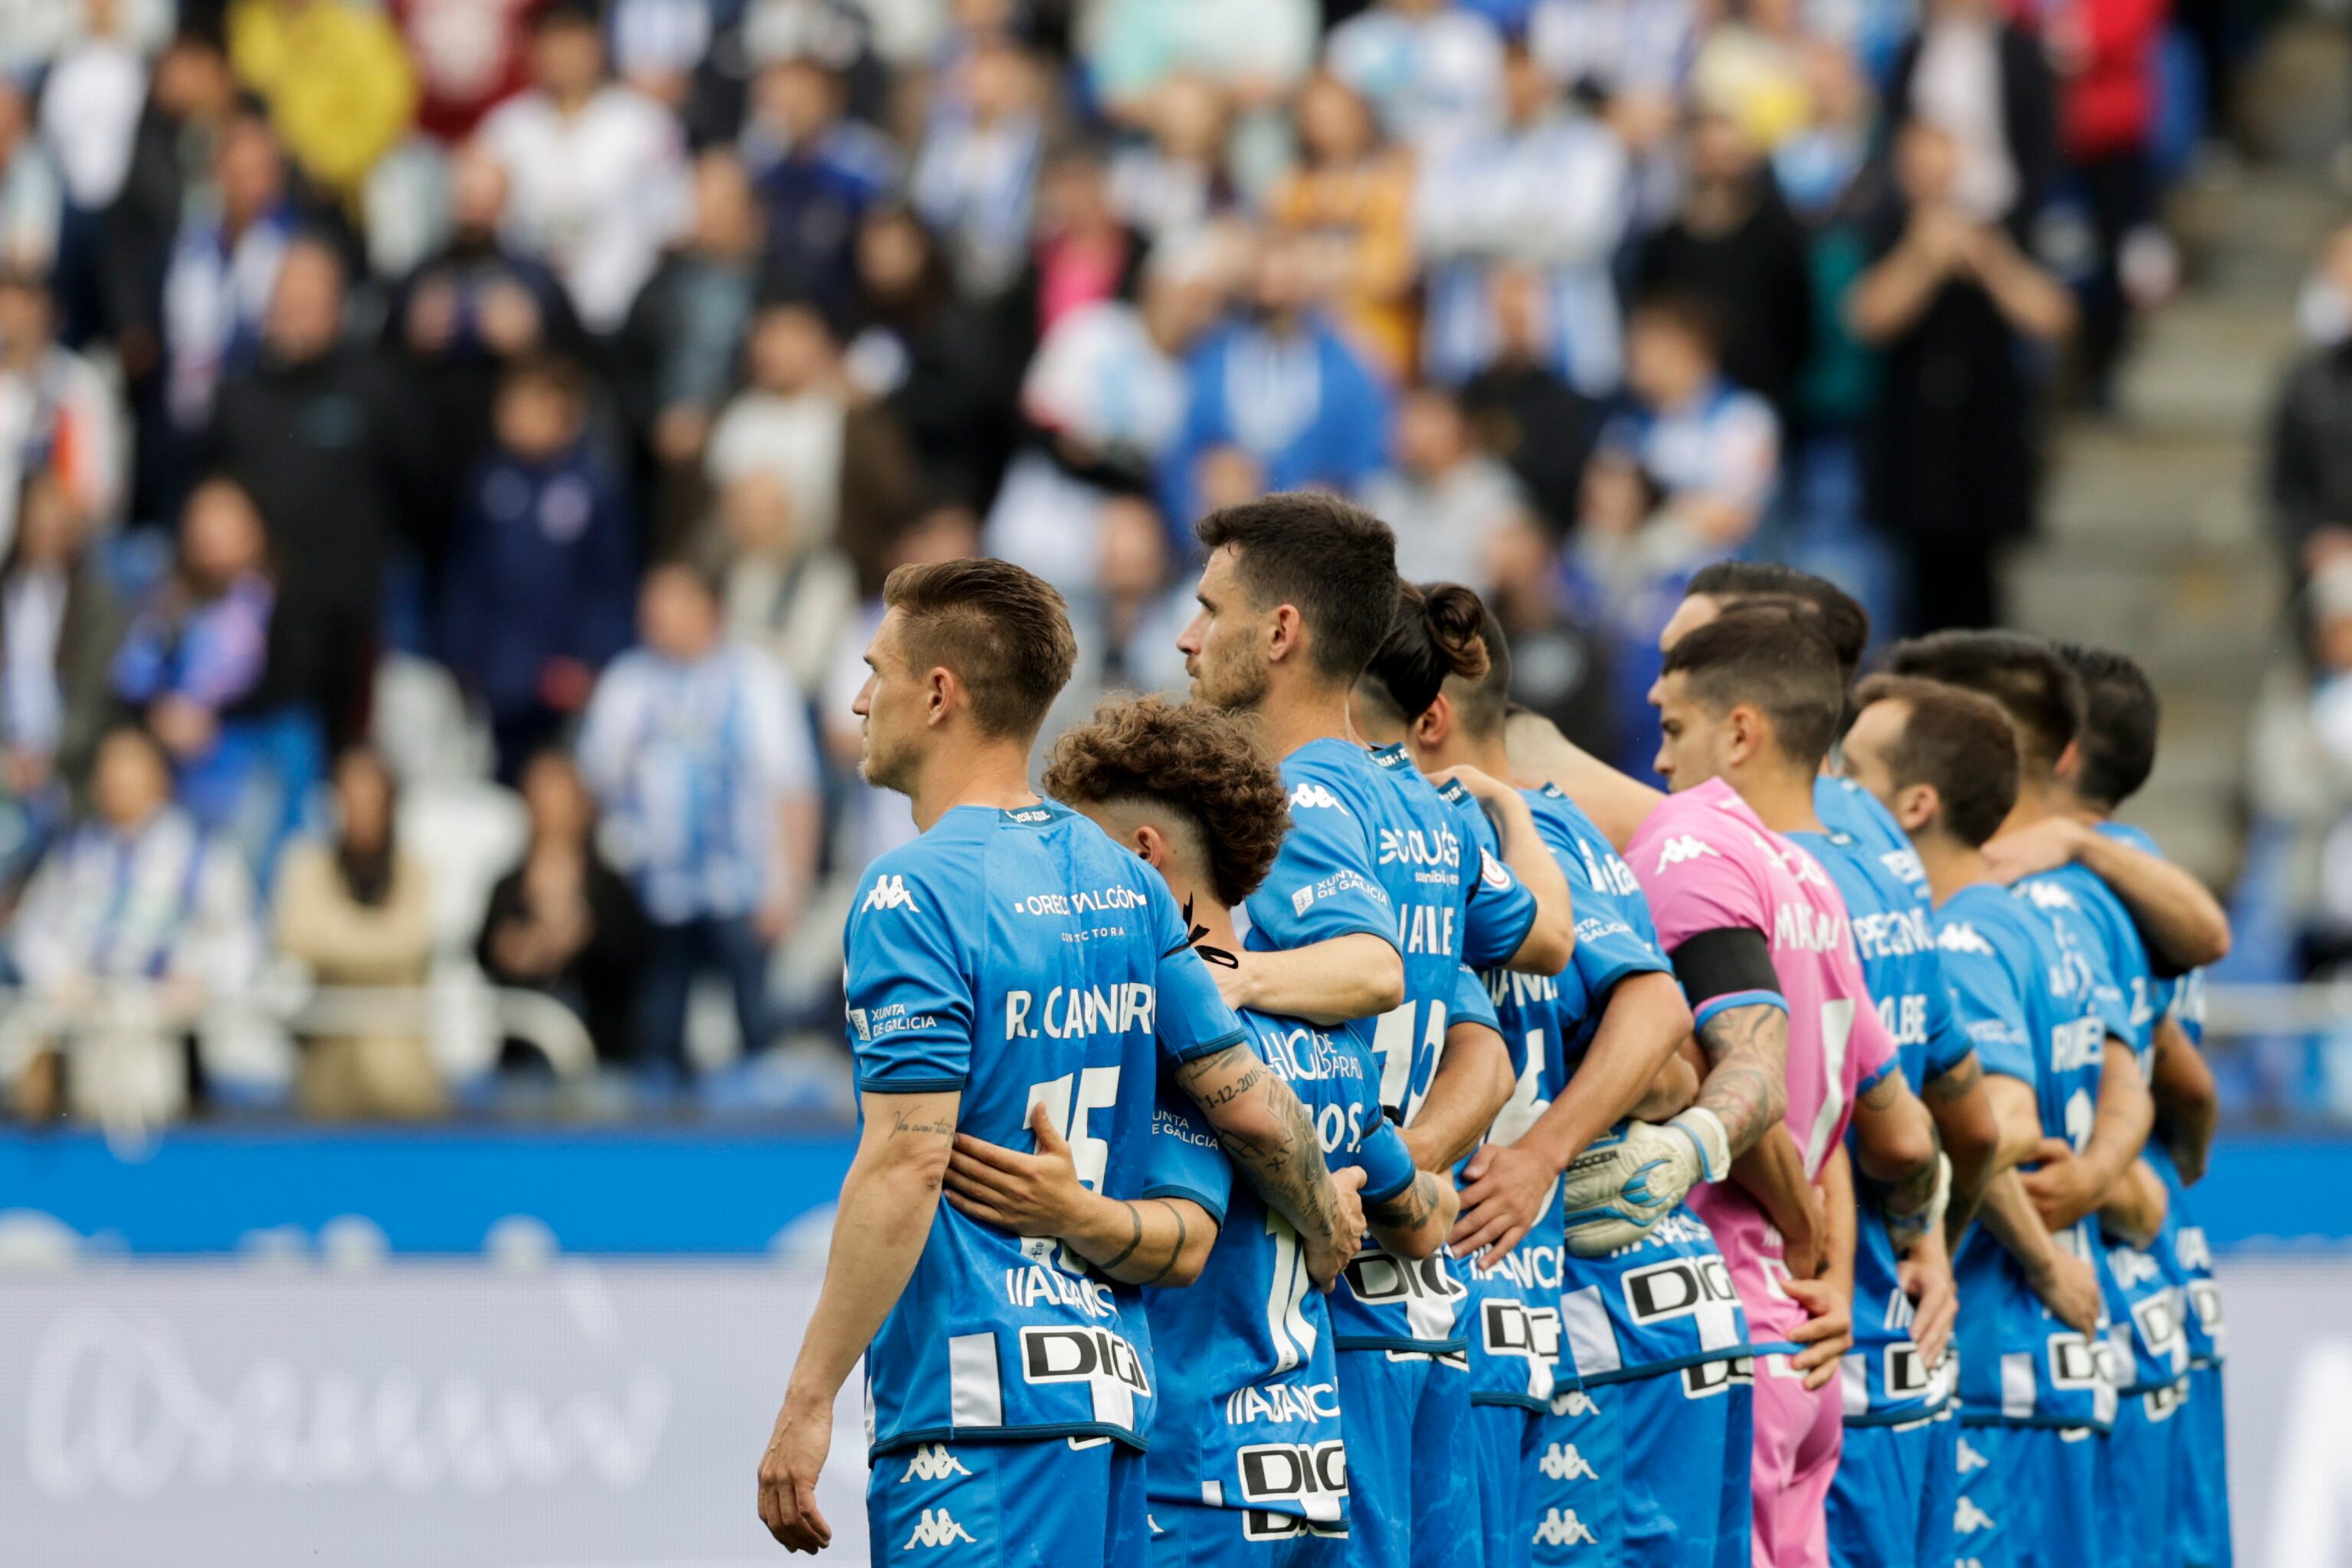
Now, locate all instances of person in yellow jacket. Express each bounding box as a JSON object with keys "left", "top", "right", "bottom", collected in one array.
[{"left": 227, "top": 0, "right": 418, "bottom": 209}]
